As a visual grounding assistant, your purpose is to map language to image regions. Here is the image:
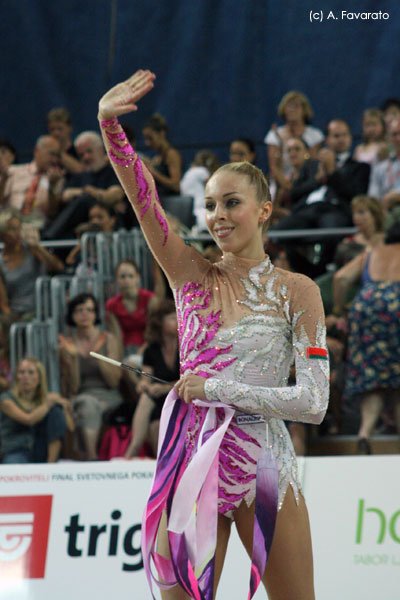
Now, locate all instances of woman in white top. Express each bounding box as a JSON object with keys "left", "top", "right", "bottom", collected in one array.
[{"left": 265, "top": 90, "right": 324, "bottom": 184}]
